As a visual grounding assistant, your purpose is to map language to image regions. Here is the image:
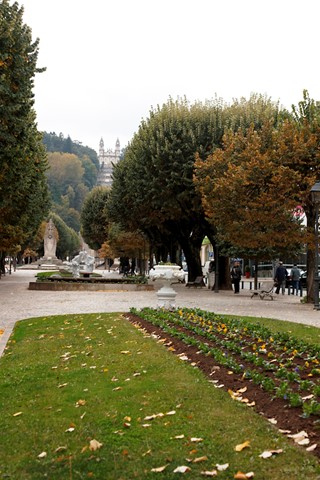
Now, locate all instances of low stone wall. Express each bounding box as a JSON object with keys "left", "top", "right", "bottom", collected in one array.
[{"left": 29, "top": 282, "right": 154, "bottom": 292}]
